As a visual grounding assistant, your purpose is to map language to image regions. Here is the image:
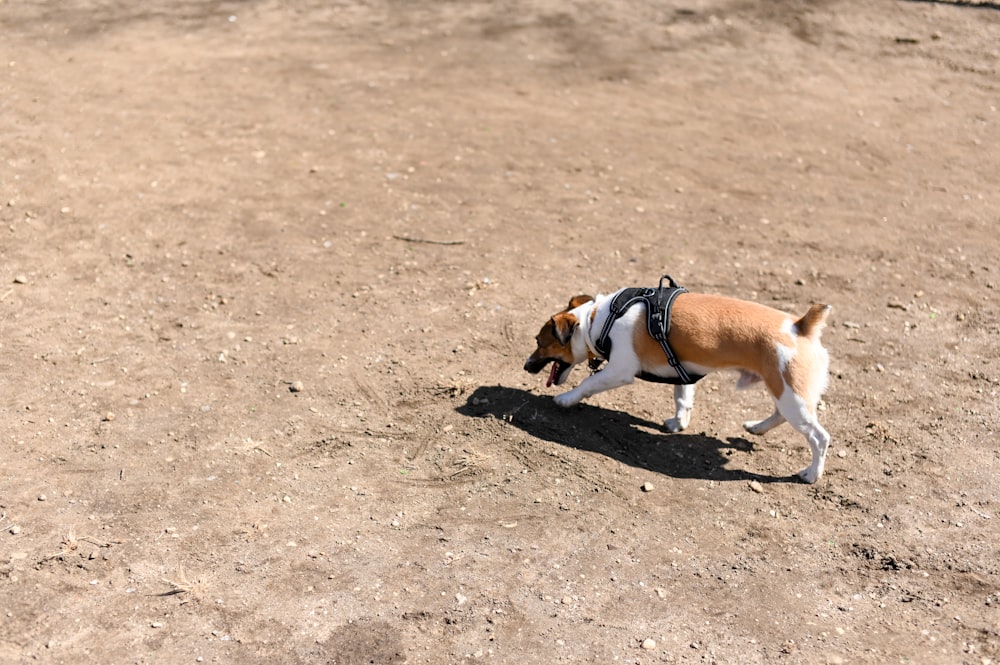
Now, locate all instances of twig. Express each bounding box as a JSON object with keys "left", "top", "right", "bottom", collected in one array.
[
  {"left": 40, "top": 532, "right": 118, "bottom": 562},
  {"left": 159, "top": 567, "right": 206, "bottom": 600},
  {"left": 160, "top": 571, "right": 194, "bottom": 596},
  {"left": 393, "top": 235, "right": 465, "bottom": 246},
  {"left": 41, "top": 532, "right": 81, "bottom": 562}
]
